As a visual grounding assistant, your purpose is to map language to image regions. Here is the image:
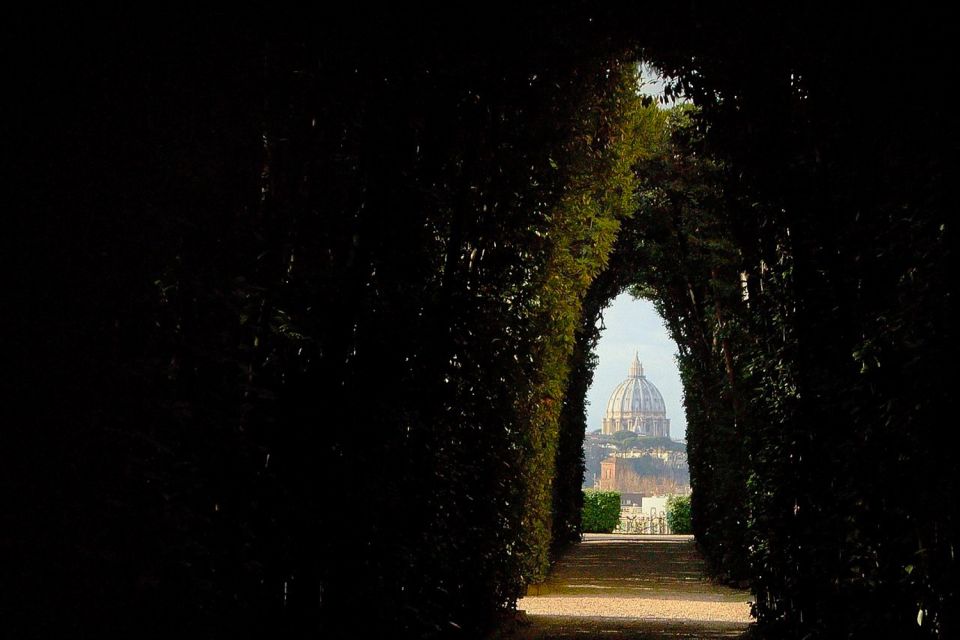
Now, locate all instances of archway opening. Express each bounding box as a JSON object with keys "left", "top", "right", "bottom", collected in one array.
[{"left": 582, "top": 293, "right": 690, "bottom": 535}]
